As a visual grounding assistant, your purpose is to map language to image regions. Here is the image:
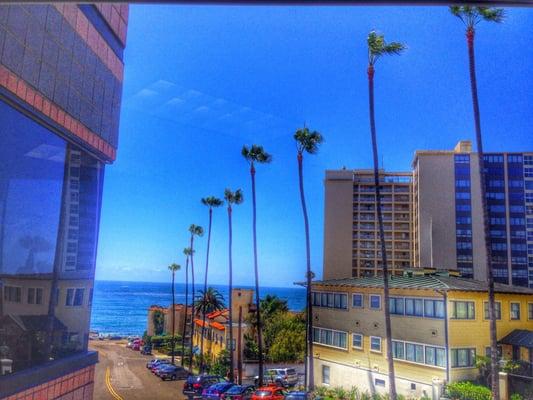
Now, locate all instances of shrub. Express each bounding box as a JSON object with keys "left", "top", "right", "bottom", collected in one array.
[
  {"left": 446, "top": 381, "right": 491, "bottom": 400},
  {"left": 510, "top": 394, "right": 522, "bottom": 400}
]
